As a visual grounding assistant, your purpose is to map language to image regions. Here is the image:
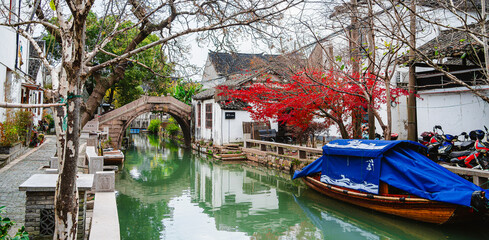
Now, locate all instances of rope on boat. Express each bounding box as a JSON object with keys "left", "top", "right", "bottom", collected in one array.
[{"left": 306, "top": 177, "right": 430, "bottom": 203}]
